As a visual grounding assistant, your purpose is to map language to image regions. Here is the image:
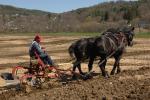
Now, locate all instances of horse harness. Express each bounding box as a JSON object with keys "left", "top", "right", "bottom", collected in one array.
[
  {"left": 98, "top": 32, "right": 126, "bottom": 66},
  {"left": 104, "top": 32, "right": 126, "bottom": 51}
]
